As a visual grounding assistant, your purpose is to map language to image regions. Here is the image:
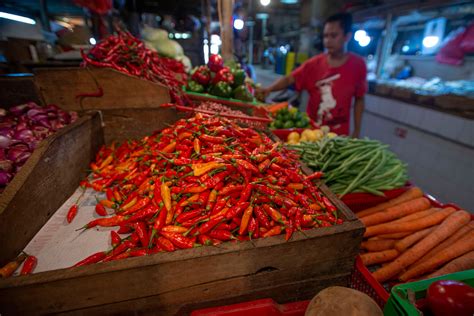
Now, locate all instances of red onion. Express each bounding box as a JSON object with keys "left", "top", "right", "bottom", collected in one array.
[
  {"left": 0, "top": 102, "right": 77, "bottom": 189},
  {"left": 0, "top": 135, "right": 11, "bottom": 149},
  {"left": 0, "top": 171, "right": 12, "bottom": 186}
]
